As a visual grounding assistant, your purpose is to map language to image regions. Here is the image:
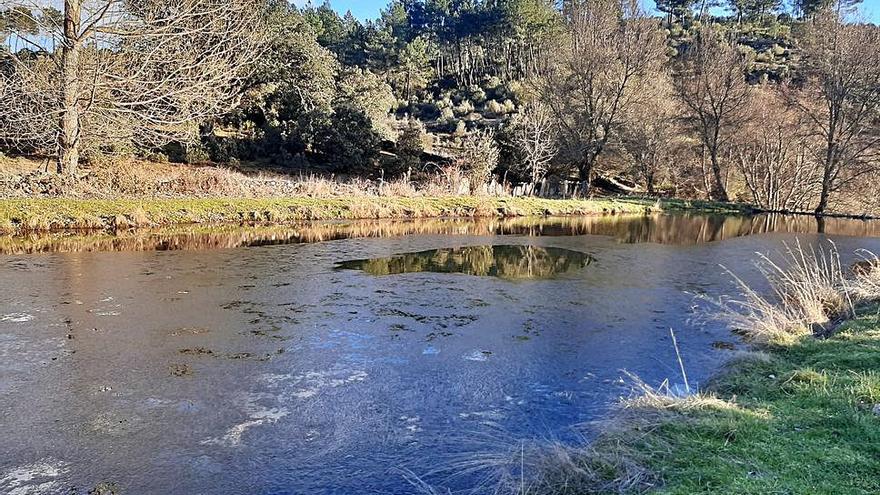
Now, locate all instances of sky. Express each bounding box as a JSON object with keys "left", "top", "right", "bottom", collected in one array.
[{"left": 294, "top": 0, "right": 880, "bottom": 24}]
